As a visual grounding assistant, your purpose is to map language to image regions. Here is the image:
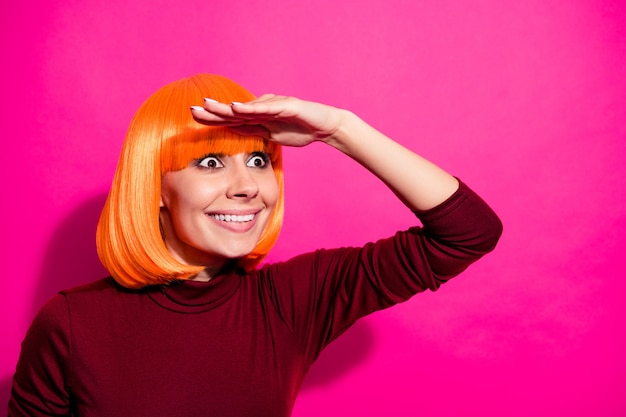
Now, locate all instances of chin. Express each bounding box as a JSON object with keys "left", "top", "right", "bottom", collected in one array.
[{"left": 217, "top": 245, "right": 257, "bottom": 260}]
